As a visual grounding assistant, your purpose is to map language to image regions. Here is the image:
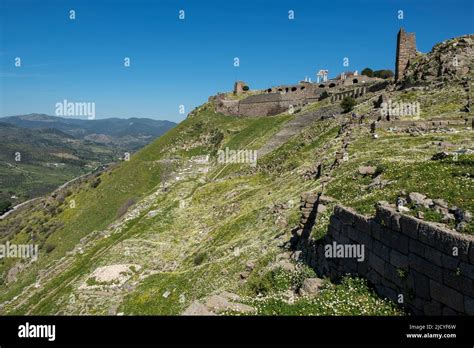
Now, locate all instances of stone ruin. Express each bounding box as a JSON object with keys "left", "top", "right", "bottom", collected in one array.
[
  {"left": 395, "top": 28, "right": 417, "bottom": 82},
  {"left": 233, "top": 81, "right": 247, "bottom": 95}
]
